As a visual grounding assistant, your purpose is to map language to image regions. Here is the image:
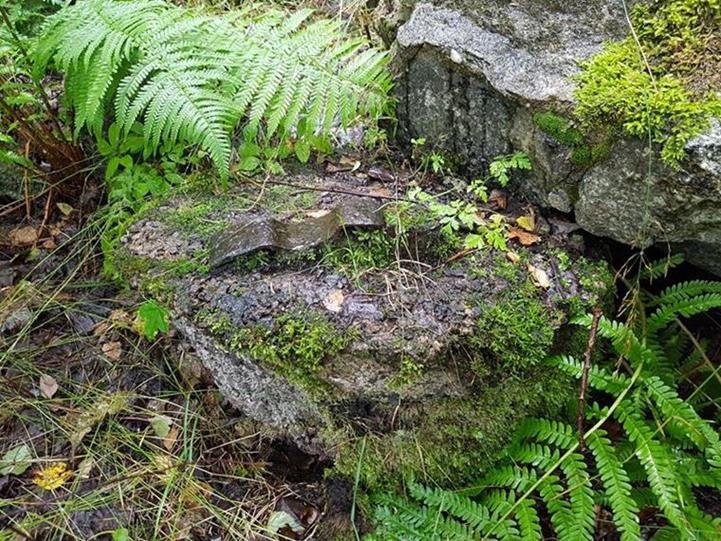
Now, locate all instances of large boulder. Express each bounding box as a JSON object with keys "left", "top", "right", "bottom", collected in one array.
[
  {"left": 394, "top": 1, "right": 721, "bottom": 275},
  {"left": 117, "top": 171, "right": 611, "bottom": 486}
]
